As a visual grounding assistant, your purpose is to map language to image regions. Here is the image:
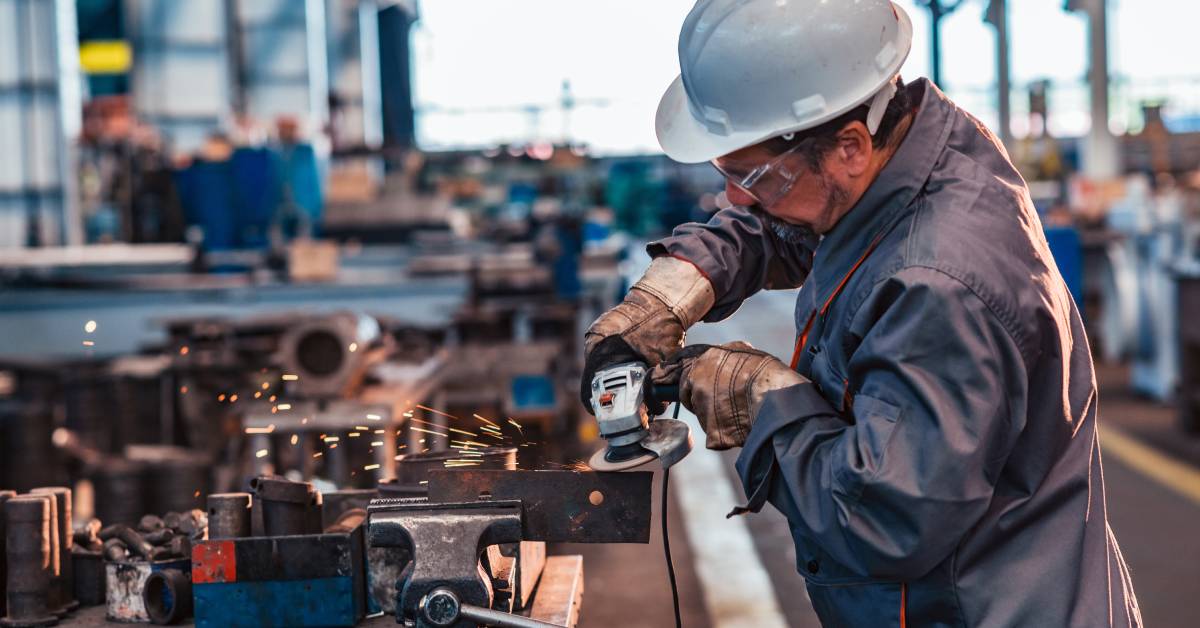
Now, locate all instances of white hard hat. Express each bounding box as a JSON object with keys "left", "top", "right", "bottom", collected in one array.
[{"left": 656, "top": 0, "right": 914, "bottom": 164}]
